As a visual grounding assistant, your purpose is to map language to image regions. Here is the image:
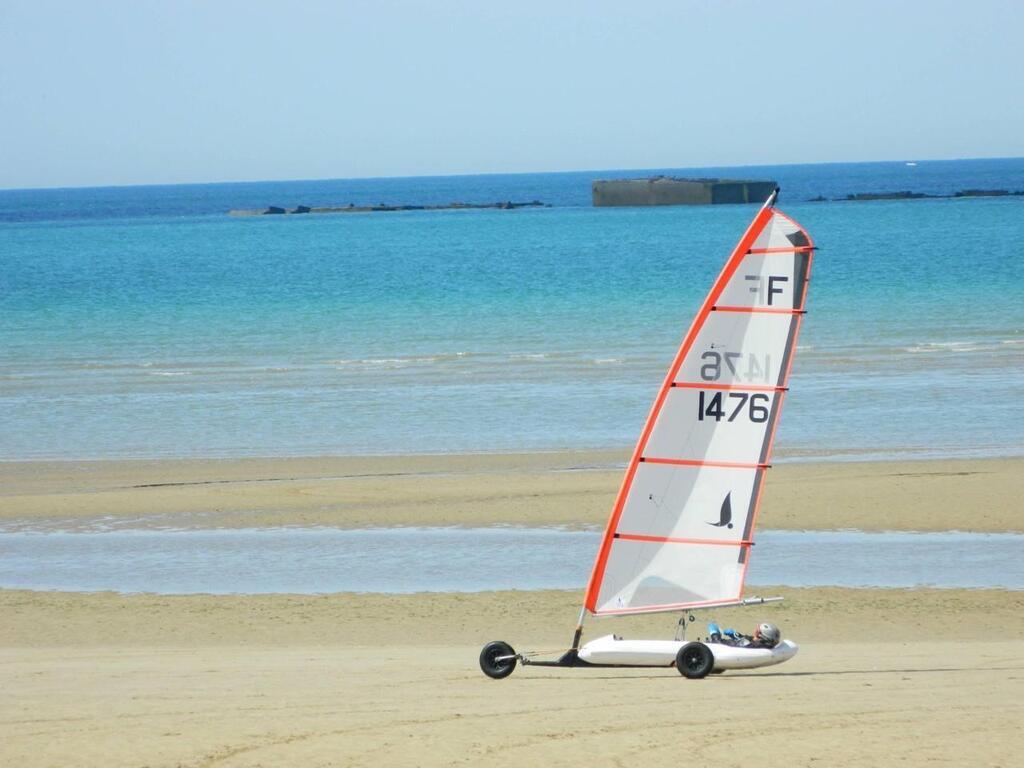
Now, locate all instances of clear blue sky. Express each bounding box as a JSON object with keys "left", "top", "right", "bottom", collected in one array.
[{"left": 1, "top": 0, "right": 1021, "bottom": 189}]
